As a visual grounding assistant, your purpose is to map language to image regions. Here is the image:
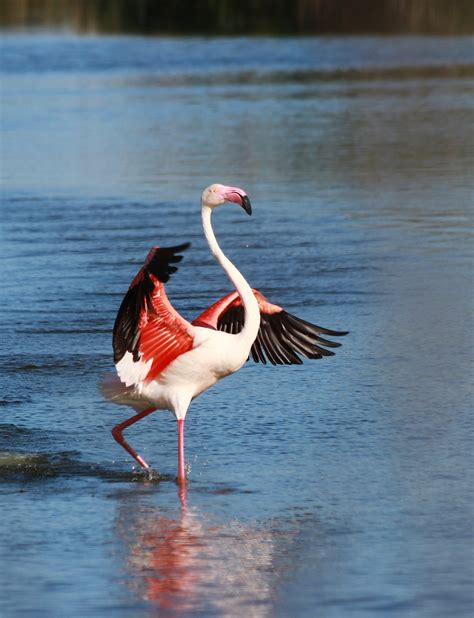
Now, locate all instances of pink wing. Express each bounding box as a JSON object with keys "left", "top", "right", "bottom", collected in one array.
[
  {"left": 193, "top": 289, "right": 347, "bottom": 365},
  {"left": 192, "top": 289, "right": 280, "bottom": 329},
  {"left": 113, "top": 244, "right": 194, "bottom": 386}
]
